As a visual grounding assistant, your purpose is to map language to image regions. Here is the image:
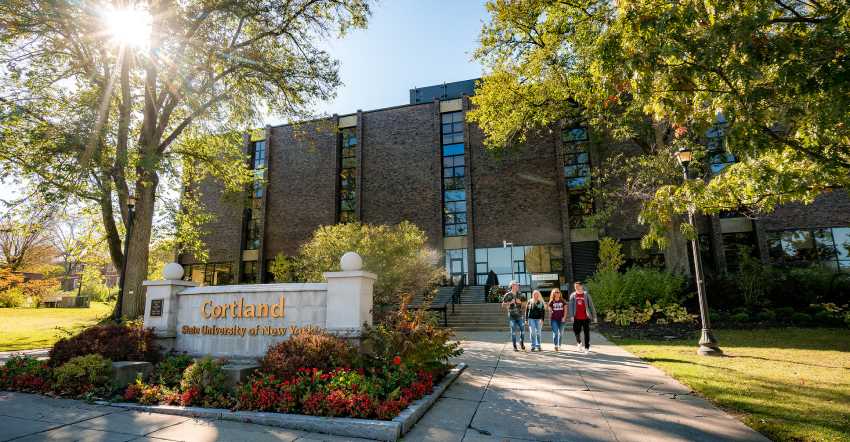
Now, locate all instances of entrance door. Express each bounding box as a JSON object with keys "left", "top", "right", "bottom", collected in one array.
[{"left": 450, "top": 257, "right": 466, "bottom": 285}]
